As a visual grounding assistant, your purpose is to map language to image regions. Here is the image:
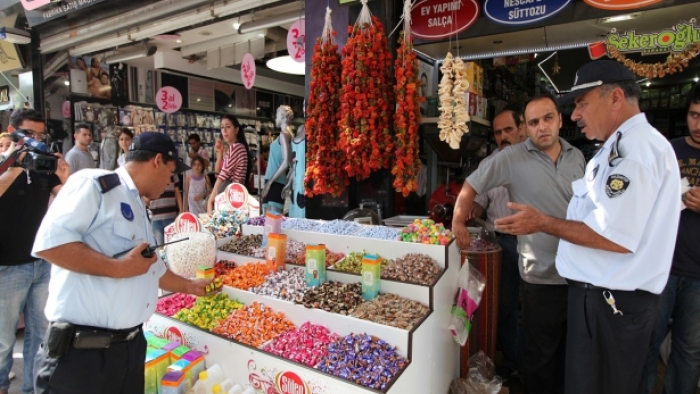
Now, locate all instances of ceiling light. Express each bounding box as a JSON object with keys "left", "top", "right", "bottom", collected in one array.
[
  {"left": 105, "top": 46, "right": 157, "bottom": 64},
  {"left": 645, "top": 82, "right": 651, "bottom": 87},
  {"left": 258, "top": 33, "right": 265, "bottom": 37},
  {"left": 64, "top": 79, "right": 70, "bottom": 86},
  {"left": 233, "top": 16, "right": 241, "bottom": 30},
  {"left": 266, "top": 55, "right": 305, "bottom": 75},
  {"left": 695, "top": 77, "right": 699, "bottom": 82},
  {"left": 601, "top": 12, "right": 641, "bottom": 24},
  {"left": 175, "top": 39, "right": 182, "bottom": 43},
  {"left": 0, "top": 27, "right": 31, "bottom": 45},
  {"left": 534, "top": 53, "right": 538, "bottom": 58}
]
